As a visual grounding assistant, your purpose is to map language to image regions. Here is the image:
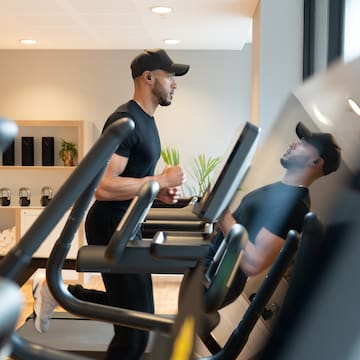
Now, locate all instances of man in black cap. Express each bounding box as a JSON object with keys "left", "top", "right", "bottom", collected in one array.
[
  {"left": 207, "top": 121, "right": 341, "bottom": 308},
  {"left": 33, "top": 49, "right": 190, "bottom": 360}
]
